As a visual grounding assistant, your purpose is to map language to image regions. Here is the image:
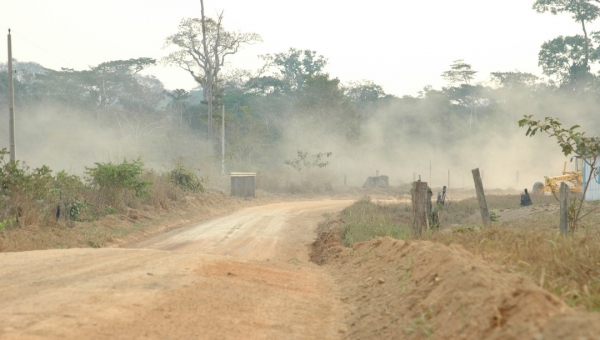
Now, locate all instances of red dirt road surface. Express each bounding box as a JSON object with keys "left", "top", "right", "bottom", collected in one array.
[
  {"left": 2, "top": 198, "right": 600, "bottom": 340},
  {"left": 0, "top": 200, "right": 353, "bottom": 339}
]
